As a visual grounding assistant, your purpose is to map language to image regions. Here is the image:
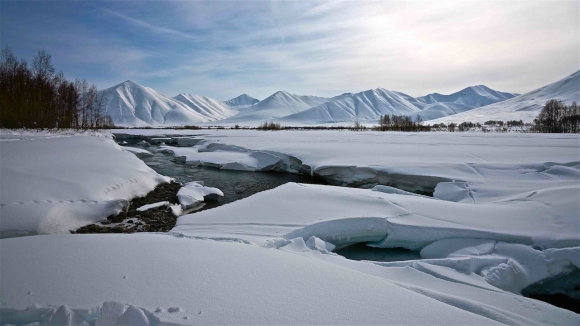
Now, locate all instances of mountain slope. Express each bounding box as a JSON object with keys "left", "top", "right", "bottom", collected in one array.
[
  {"left": 100, "top": 81, "right": 209, "bottom": 126},
  {"left": 417, "top": 85, "right": 518, "bottom": 108},
  {"left": 278, "top": 85, "right": 517, "bottom": 124},
  {"left": 224, "top": 94, "right": 259, "bottom": 109},
  {"left": 220, "top": 91, "right": 330, "bottom": 123},
  {"left": 417, "top": 102, "right": 476, "bottom": 121},
  {"left": 428, "top": 71, "right": 580, "bottom": 124},
  {"left": 279, "top": 88, "right": 422, "bottom": 124},
  {"left": 173, "top": 93, "right": 238, "bottom": 121}
]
